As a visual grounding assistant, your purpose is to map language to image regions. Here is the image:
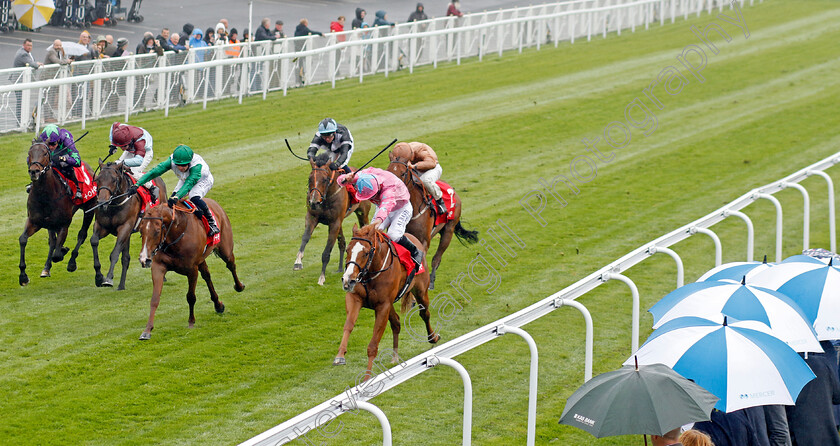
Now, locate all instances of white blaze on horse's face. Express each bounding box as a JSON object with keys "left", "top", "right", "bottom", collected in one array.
[
  {"left": 138, "top": 220, "right": 158, "bottom": 267},
  {"left": 342, "top": 242, "right": 365, "bottom": 287}
]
